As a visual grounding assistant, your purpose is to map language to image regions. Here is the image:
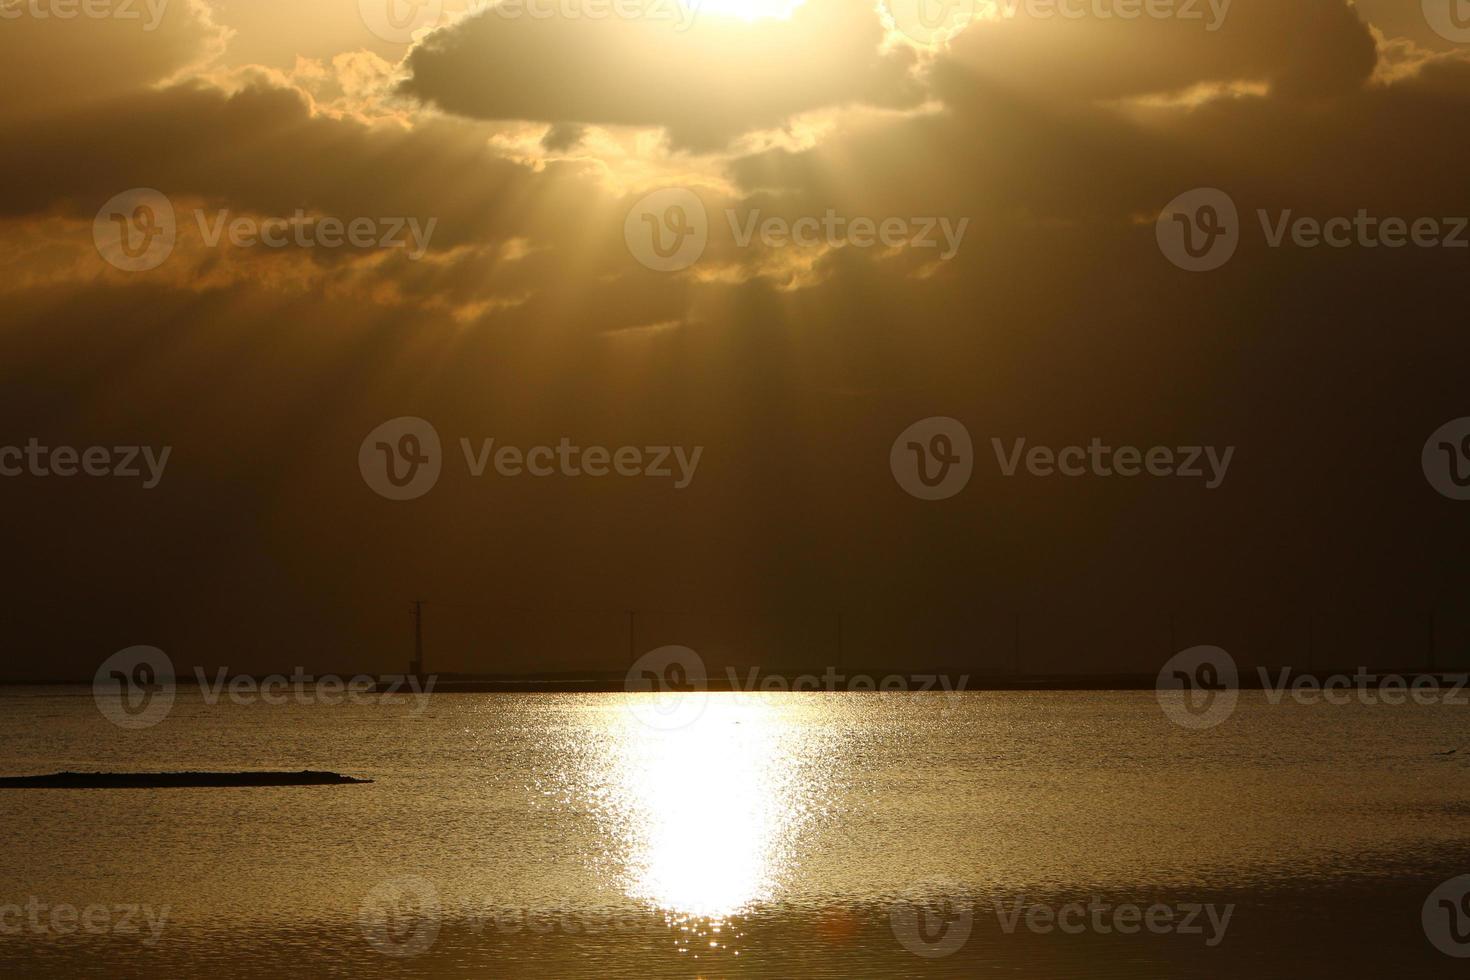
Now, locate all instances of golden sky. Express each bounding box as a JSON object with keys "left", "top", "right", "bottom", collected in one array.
[{"left": 2, "top": 0, "right": 1469, "bottom": 676}]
